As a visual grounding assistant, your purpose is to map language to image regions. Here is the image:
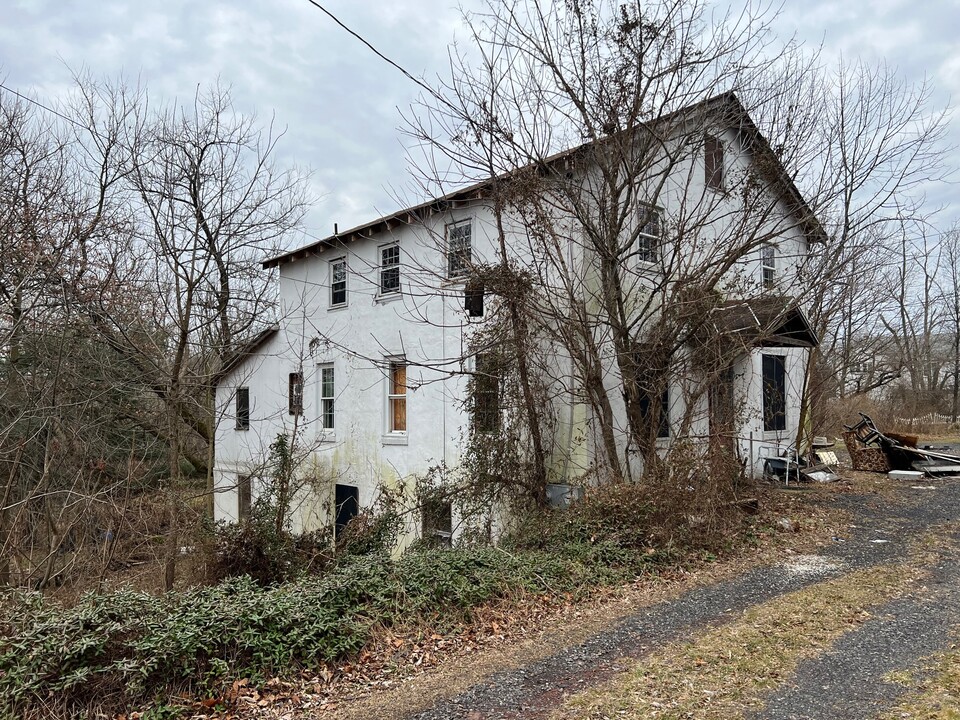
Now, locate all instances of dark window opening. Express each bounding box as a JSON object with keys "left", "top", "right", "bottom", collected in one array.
[
  {"left": 334, "top": 483, "right": 359, "bottom": 536},
  {"left": 422, "top": 499, "right": 453, "bottom": 548},
  {"left": 236, "top": 387, "right": 250, "bottom": 430},
  {"left": 762, "top": 354, "right": 787, "bottom": 431},
  {"left": 473, "top": 353, "right": 501, "bottom": 433},
  {"left": 640, "top": 387, "right": 670, "bottom": 439},
  {"left": 238, "top": 474, "right": 252, "bottom": 521},
  {"left": 288, "top": 371, "right": 303, "bottom": 416},
  {"left": 705, "top": 134, "right": 724, "bottom": 191},
  {"left": 465, "top": 284, "right": 484, "bottom": 317}
]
